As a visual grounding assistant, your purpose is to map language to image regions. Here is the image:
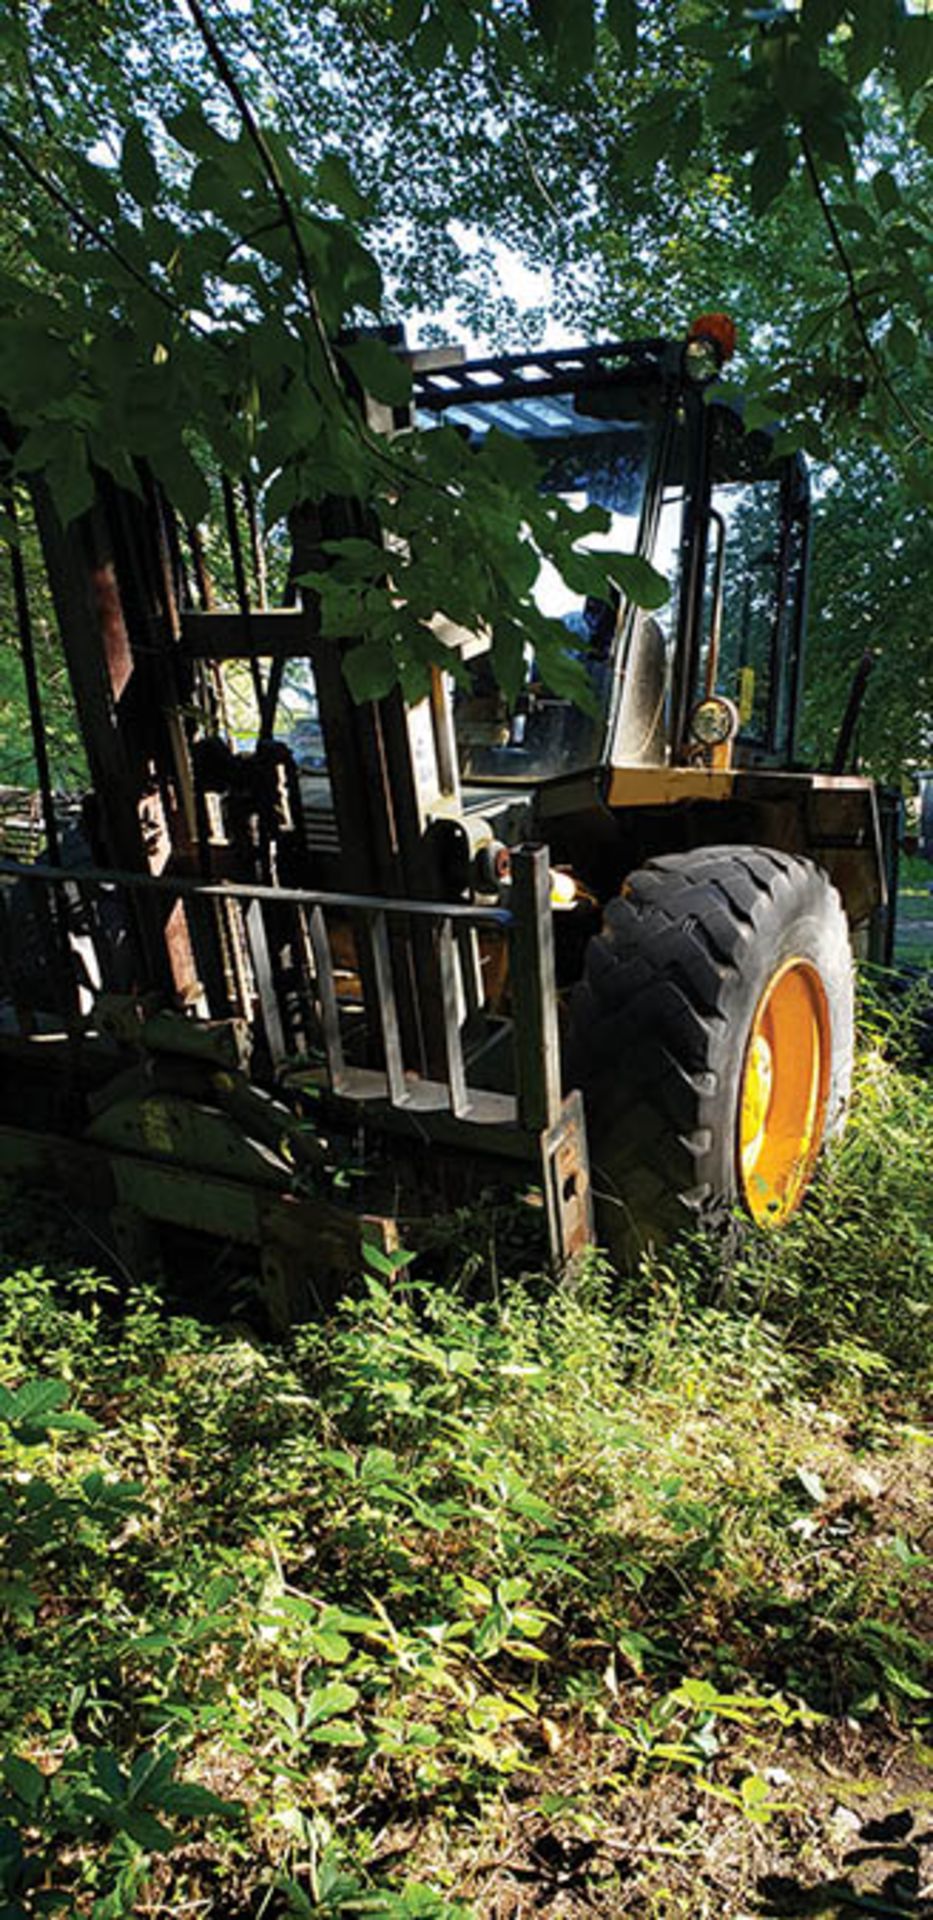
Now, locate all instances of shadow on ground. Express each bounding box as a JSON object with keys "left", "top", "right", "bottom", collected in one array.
[{"left": 757, "top": 1808, "right": 933, "bottom": 1917}]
